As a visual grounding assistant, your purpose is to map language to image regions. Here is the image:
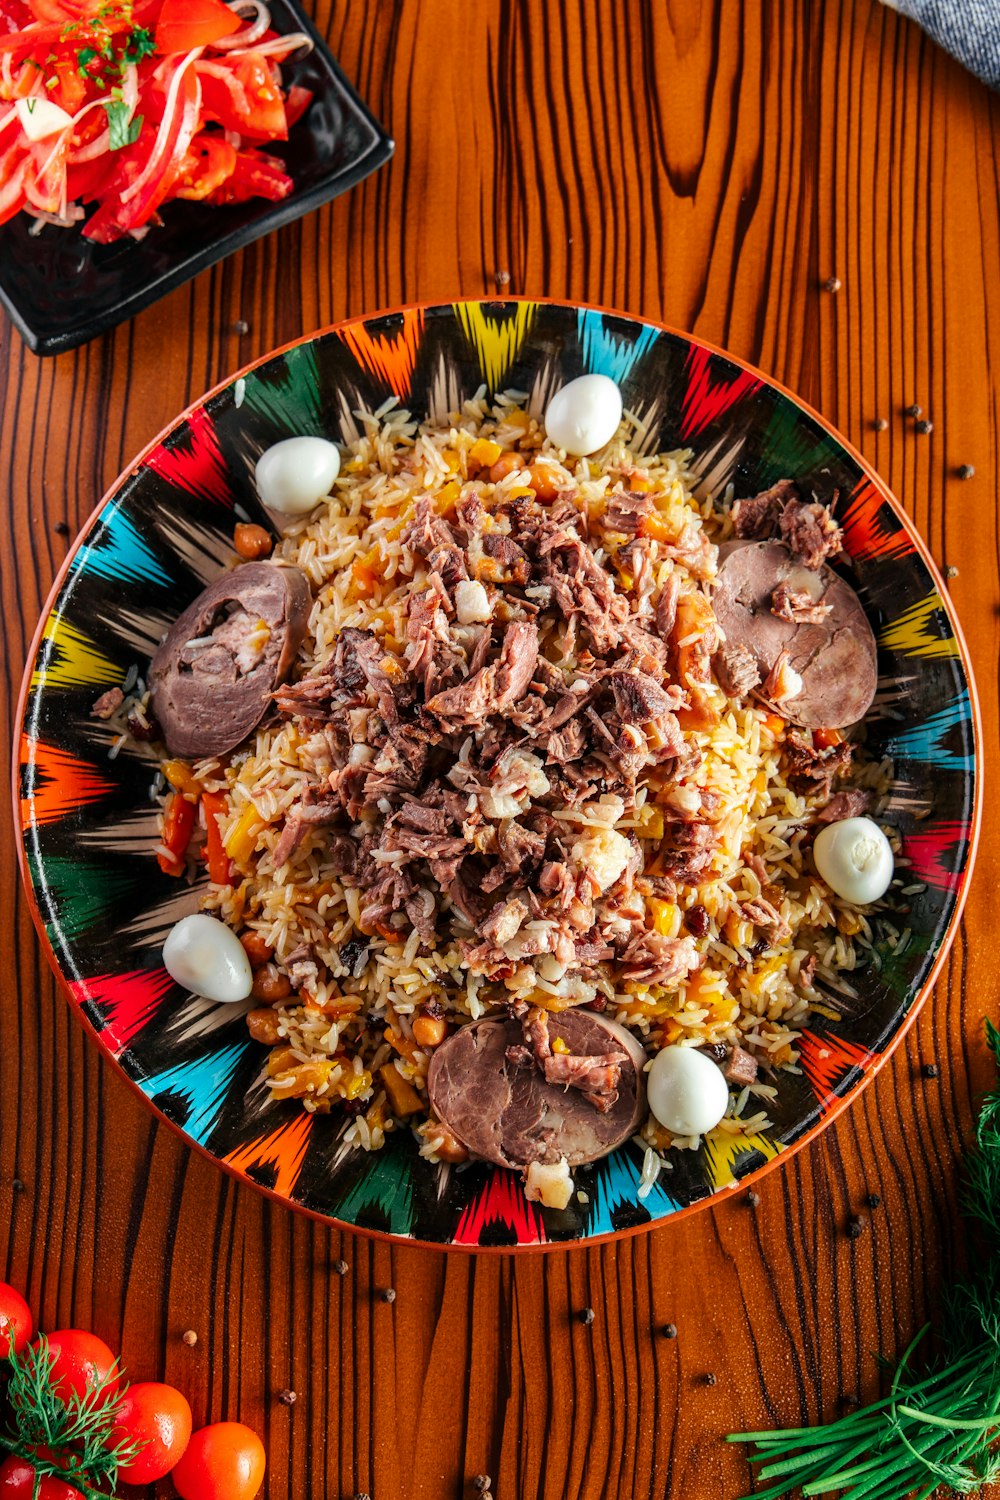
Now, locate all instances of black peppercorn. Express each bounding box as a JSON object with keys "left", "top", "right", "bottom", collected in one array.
[
  {"left": 873, "top": 416, "right": 889, "bottom": 431},
  {"left": 378, "top": 1287, "right": 396, "bottom": 1304},
  {"left": 54, "top": 520, "right": 70, "bottom": 536},
  {"left": 904, "top": 403, "right": 922, "bottom": 418},
  {"left": 578, "top": 1307, "right": 595, "bottom": 1326},
  {"left": 848, "top": 1215, "right": 867, "bottom": 1239},
  {"left": 11, "top": 1179, "right": 25, "bottom": 1193},
  {"left": 472, "top": 1477, "right": 492, "bottom": 1494},
  {"left": 823, "top": 276, "right": 842, "bottom": 293},
  {"left": 232, "top": 319, "right": 250, "bottom": 335},
  {"left": 278, "top": 1389, "right": 297, "bottom": 1406},
  {"left": 915, "top": 418, "right": 933, "bottom": 435},
  {"left": 747, "top": 1191, "right": 761, "bottom": 1208},
  {"left": 958, "top": 464, "right": 975, "bottom": 480},
  {"left": 662, "top": 1323, "right": 678, "bottom": 1339},
  {"left": 922, "top": 1062, "right": 940, "bottom": 1079},
  {"left": 705, "top": 1372, "right": 718, "bottom": 1386},
  {"left": 866, "top": 1193, "right": 882, "bottom": 1209},
  {"left": 333, "top": 1259, "right": 349, "bottom": 1276}
]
